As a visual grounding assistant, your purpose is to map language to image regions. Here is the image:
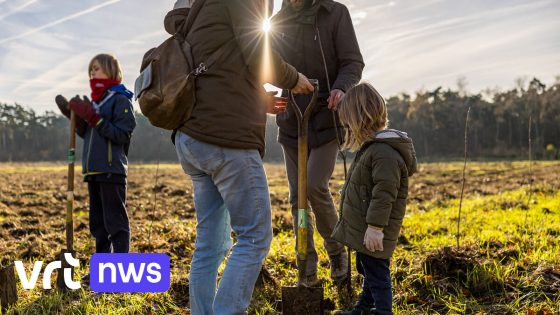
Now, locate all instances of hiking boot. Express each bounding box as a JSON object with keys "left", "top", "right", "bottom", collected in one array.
[
  {"left": 333, "top": 305, "right": 372, "bottom": 315},
  {"left": 298, "top": 273, "right": 322, "bottom": 287},
  {"left": 330, "top": 250, "right": 349, "bottom": 283}
]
